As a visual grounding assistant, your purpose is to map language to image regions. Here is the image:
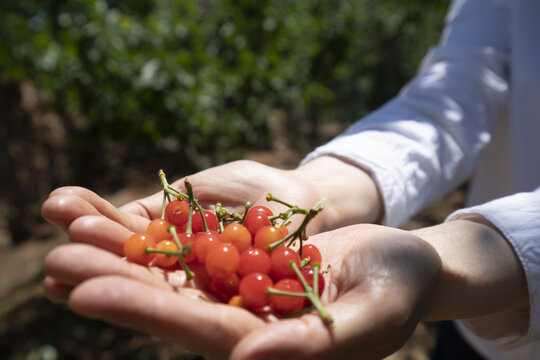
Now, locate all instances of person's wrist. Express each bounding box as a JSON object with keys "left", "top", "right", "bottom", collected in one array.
[
  {"left": 412, "top": 220, "right": 529, "bottom": 323},
  {"left": 291, "top": 156, "right": 383, "bottom": 231}
]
